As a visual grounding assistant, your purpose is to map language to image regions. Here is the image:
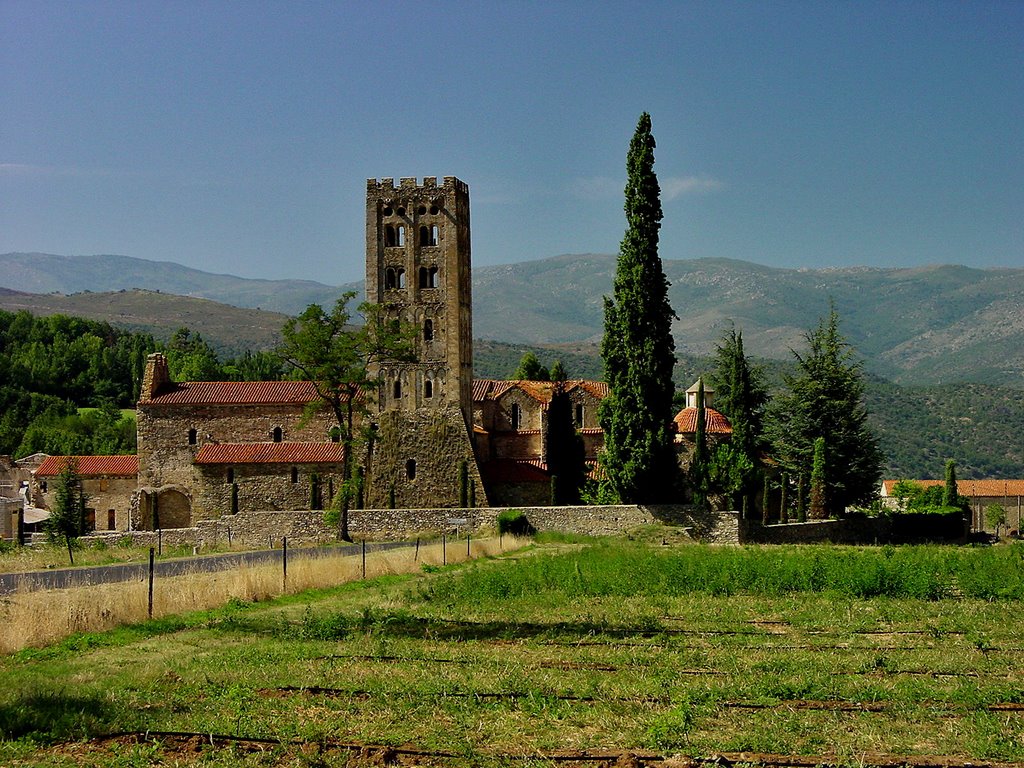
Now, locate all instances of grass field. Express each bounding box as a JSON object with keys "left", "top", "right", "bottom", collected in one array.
[{"left": 2, "top": 538, "right": 1023, "bottom": 766}]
